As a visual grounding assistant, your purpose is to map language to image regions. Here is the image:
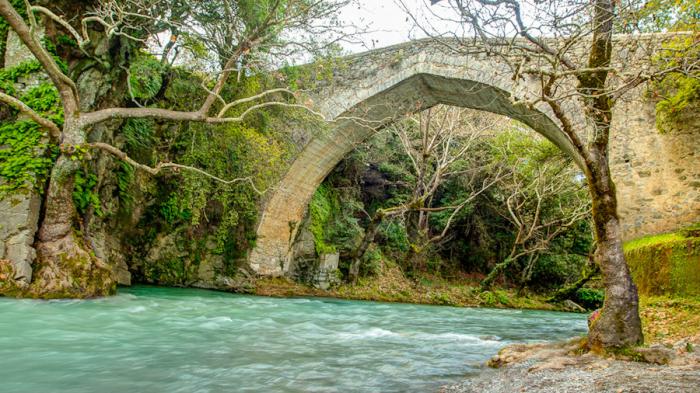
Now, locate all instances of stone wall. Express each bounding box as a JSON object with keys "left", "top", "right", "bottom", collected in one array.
[{"left": 612, "top": 88, "right": 700, "bottom": 240}]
